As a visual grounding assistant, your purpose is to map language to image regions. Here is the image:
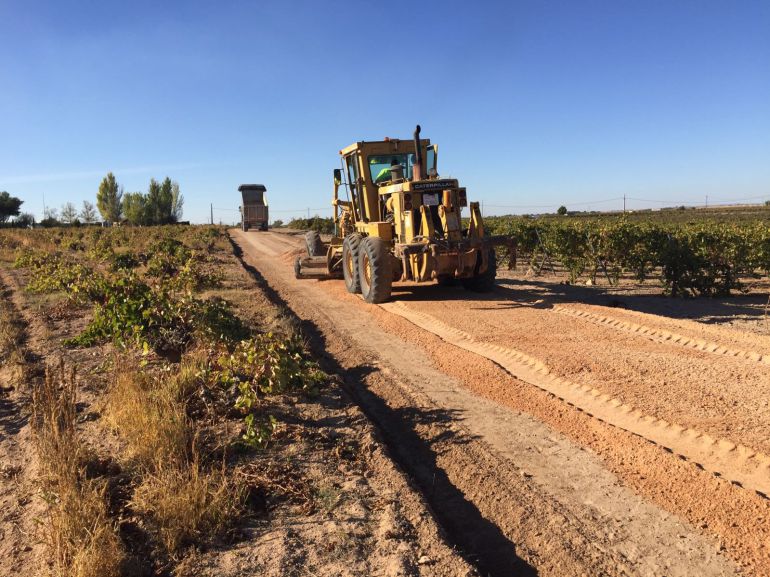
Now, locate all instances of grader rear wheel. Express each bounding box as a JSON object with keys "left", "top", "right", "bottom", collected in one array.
[
  {"left": 305, "top": 230, "right": 324, "bottom": 257},
  {"left": 359, "top": 237, "right": 392, "bottom": 304}
]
